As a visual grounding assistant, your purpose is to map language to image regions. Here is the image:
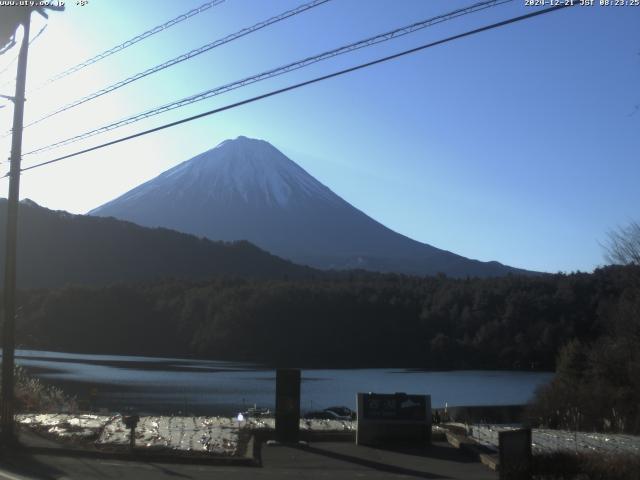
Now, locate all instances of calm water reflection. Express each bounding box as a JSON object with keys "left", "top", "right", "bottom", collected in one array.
[{"left": 16, "top": 349, "right": 553, "bottom": 415}]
